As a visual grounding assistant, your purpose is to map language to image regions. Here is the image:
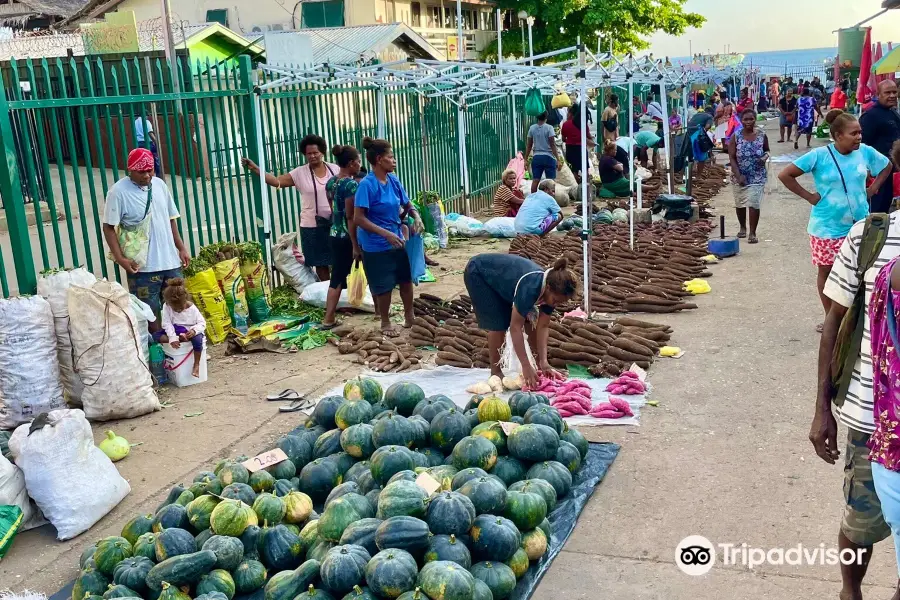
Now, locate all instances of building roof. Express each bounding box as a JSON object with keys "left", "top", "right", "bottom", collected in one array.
[
  {"left": 295, "top": 23, "right": 444, "bottom": 64},
  {"left": 884, "top": 0, "right": 900, "bottom": 8},
  {"left": 17, "top": 0, "right": 89, "bottom": 18}
]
